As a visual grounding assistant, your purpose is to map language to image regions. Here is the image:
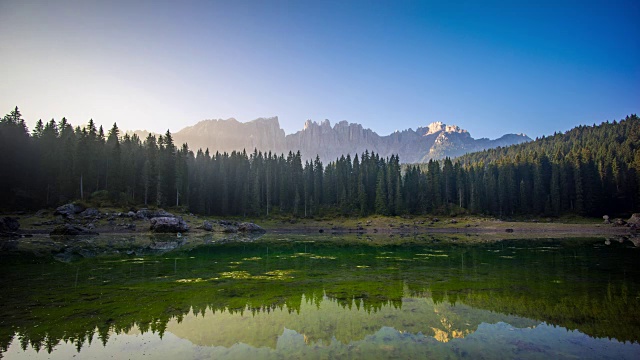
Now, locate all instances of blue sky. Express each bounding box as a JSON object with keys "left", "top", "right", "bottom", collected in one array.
[{"left": 1, "top": 0, "right": 638, "bottom": 139}]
